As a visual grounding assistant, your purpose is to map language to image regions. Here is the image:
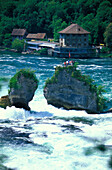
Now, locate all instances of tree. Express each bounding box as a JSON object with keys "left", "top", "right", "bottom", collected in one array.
[
  {"left": 0, "top": 34, "right": 3, "bottom": 46},
  {"left": 52, "top": 16, "right": 67, "bottom": 41},
  {"left": 12, "top": 39, "right": 25, "bottom": 53},
  {"left": 3, "top": 33, "right": 12, "bottom": 47},
  {"left": 104, "top": 23, "right": 112, "bottom": 49}
]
